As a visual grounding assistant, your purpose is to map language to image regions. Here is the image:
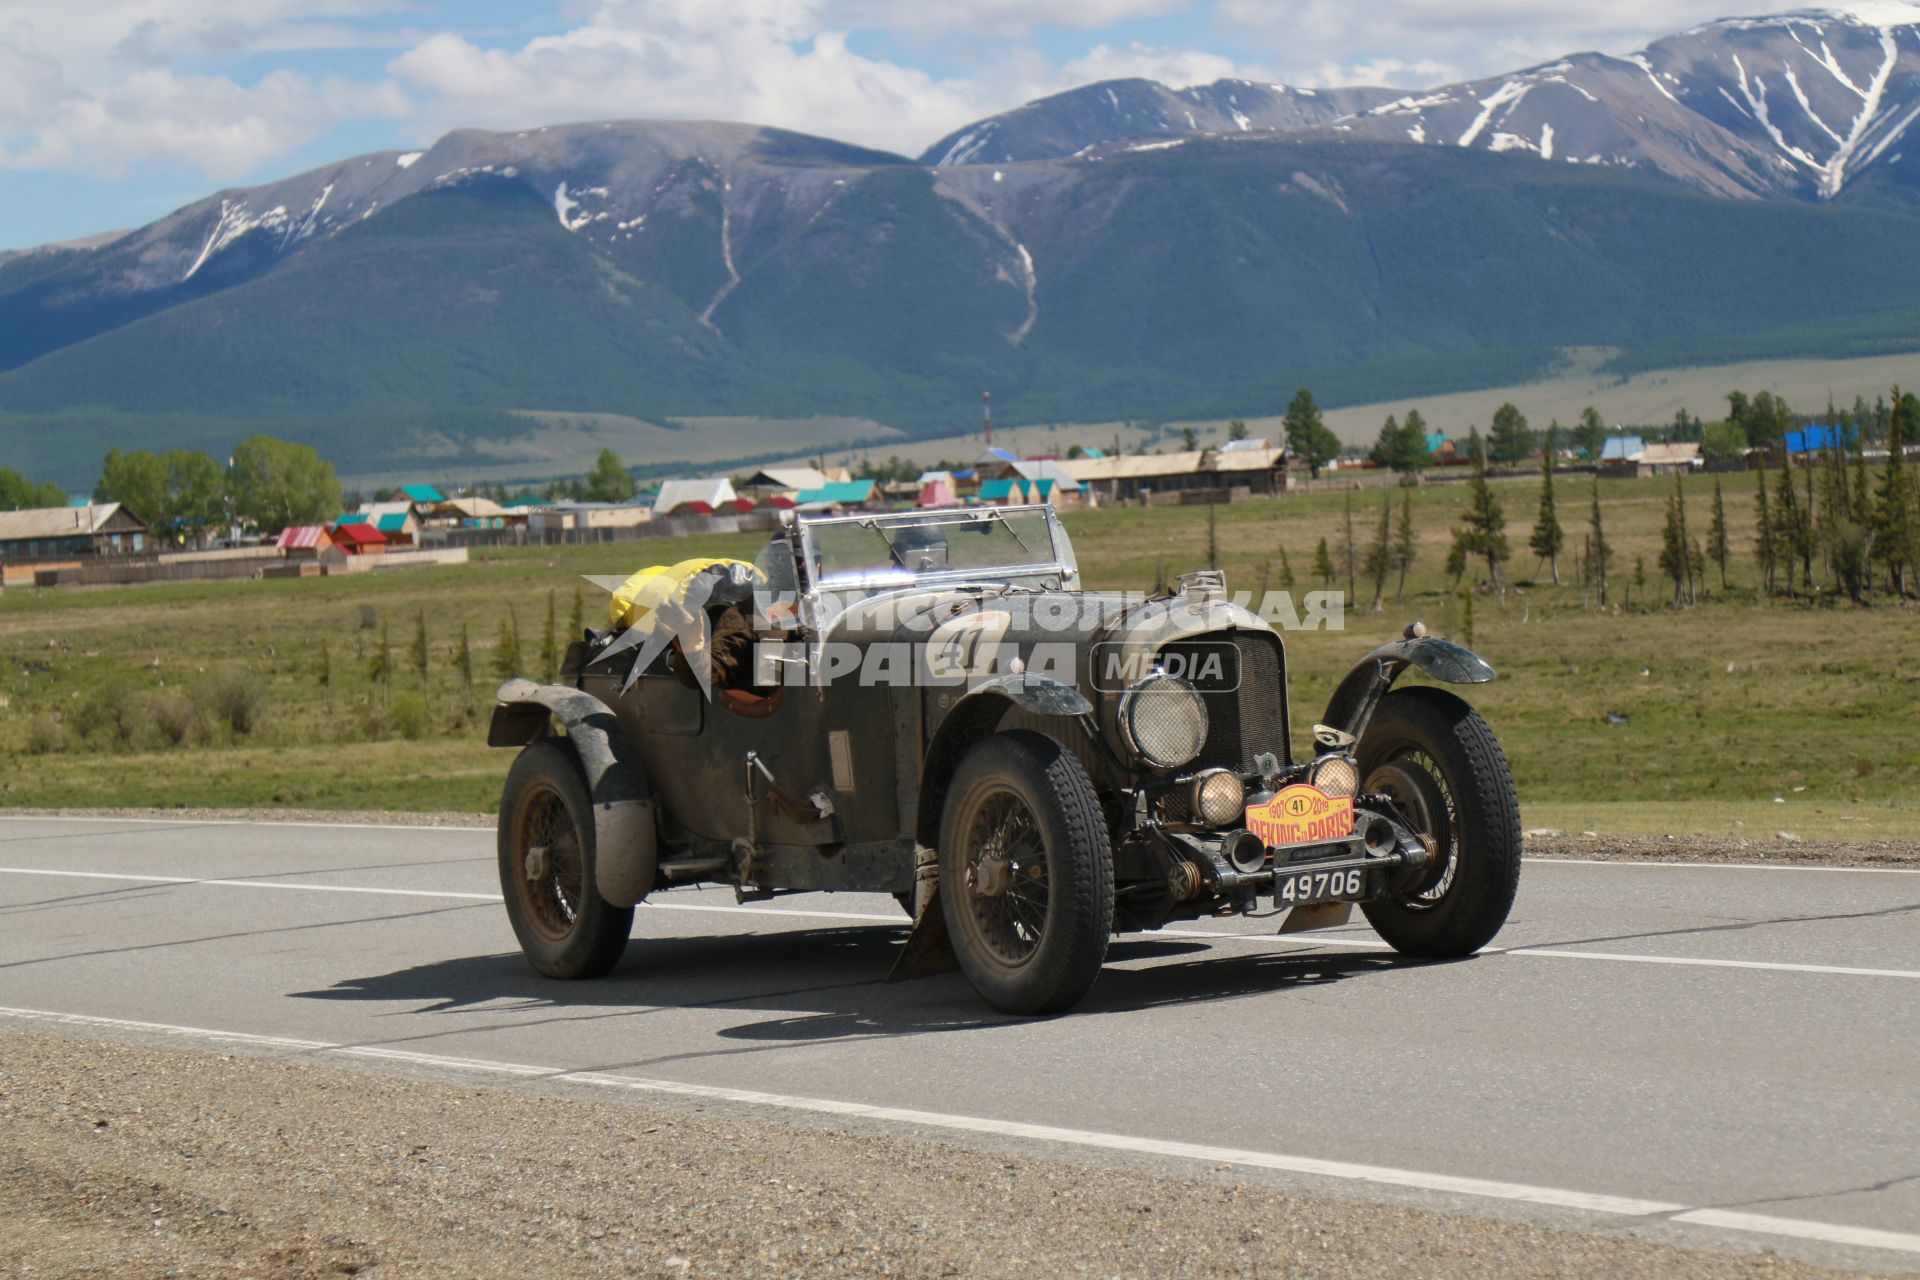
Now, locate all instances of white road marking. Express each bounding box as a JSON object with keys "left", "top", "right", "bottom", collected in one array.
[
  {"left": 0, "top": 814, "right": 492, "bottom": 833},
  {"left": 1529, "top": 857, "right": 1920, "bottom": 876},
  {"left": 1, "top": 1002, "right": 1916, "bottom": 1259},
  {"left": 3, "top": 867, "right": 1917, "bottom": 981},
  {"left": 0, "top": 867, "right": 501, "bottom": 901},
  {"left": 3, "top": 817, "right": 1915, "bottom": 875},
  {"left": 1504, "top": 948, "right": 1920, "bottom": 981}
]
